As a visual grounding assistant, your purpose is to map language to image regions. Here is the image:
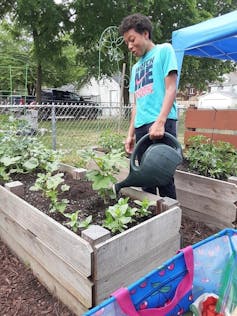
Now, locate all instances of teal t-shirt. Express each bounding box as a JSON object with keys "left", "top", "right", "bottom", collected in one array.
[{"left": 129, "top": 43, "right": 178, "bottom": 128}]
